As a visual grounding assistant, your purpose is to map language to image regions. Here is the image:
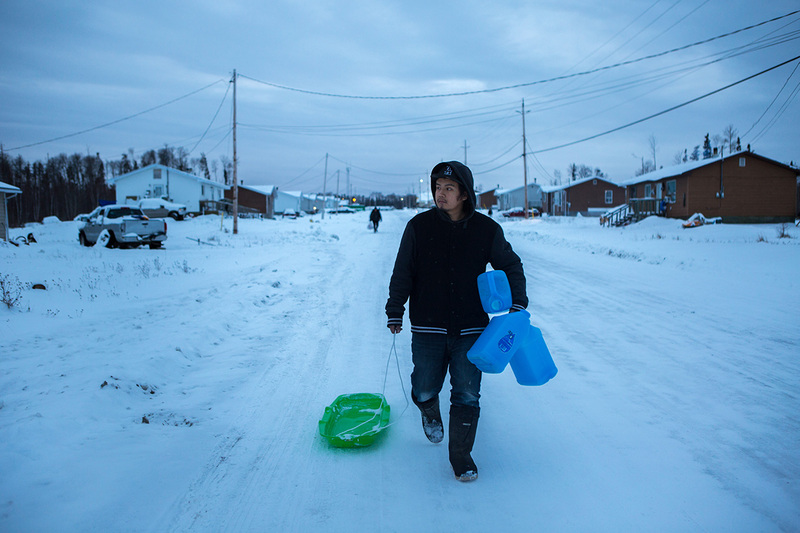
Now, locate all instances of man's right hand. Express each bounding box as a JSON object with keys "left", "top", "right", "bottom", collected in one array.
[{"left": 388, "top": 324, "right": 402, "bottom": 334}]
